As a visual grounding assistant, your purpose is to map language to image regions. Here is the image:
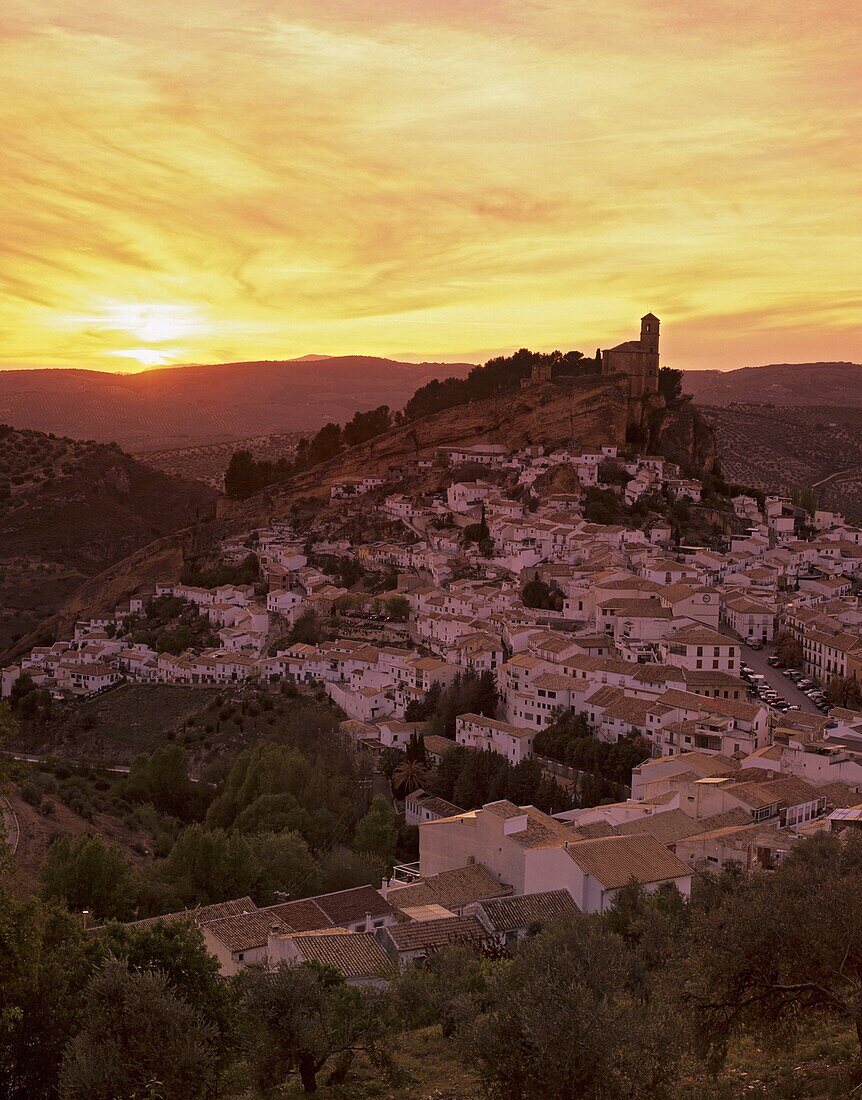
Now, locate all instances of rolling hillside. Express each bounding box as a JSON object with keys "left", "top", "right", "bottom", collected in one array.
[
  {"left": 0, "top": 356, "right": 475, "bottom": 452},
  {"left": 682, "top": 362, "right": 862, "bottom": 406},
  {"left": 701, "top": 404, "right": 862, "bottom": 522},
  {"left": 0, "top": 426, "right": 217, "bottom": 650}
]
